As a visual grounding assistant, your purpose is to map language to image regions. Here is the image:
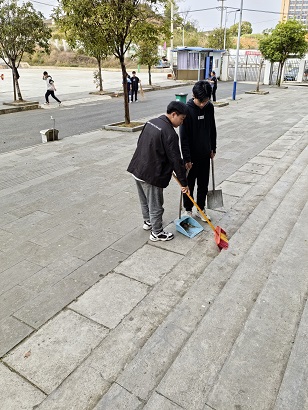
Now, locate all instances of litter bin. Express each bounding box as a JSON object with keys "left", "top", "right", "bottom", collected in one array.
[
  {"left": 40, "top": 128, "right": 59, "bottom": 143},
  {"left": 175, "top": 93, "right": 188, "bottom": 103}
]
